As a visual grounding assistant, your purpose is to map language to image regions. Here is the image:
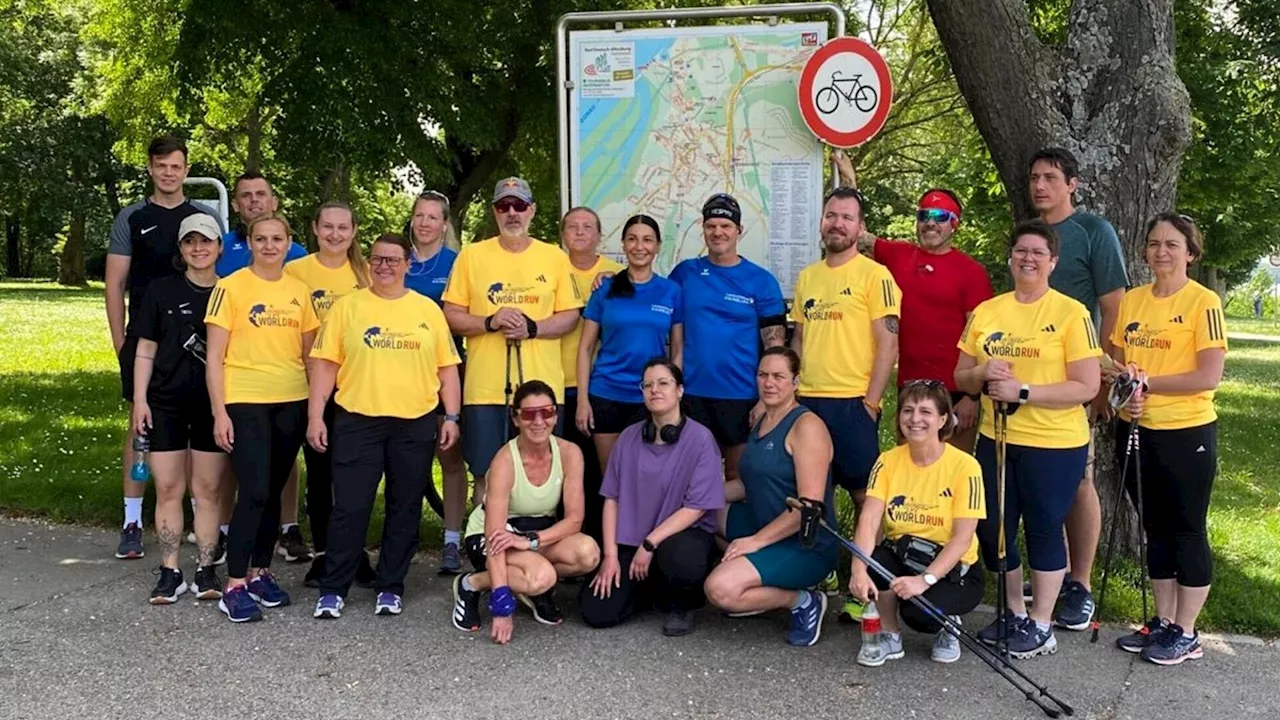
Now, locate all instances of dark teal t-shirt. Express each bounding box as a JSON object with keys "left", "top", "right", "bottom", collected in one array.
[{"left": 1048, "top": 210, "right": 1128, "bottom": 328}]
